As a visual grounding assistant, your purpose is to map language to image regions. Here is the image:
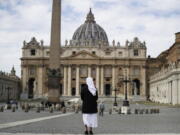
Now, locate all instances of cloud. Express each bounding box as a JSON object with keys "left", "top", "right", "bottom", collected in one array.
[{"left": 0, "top": 0, "right": 180, "bottom": 76}]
